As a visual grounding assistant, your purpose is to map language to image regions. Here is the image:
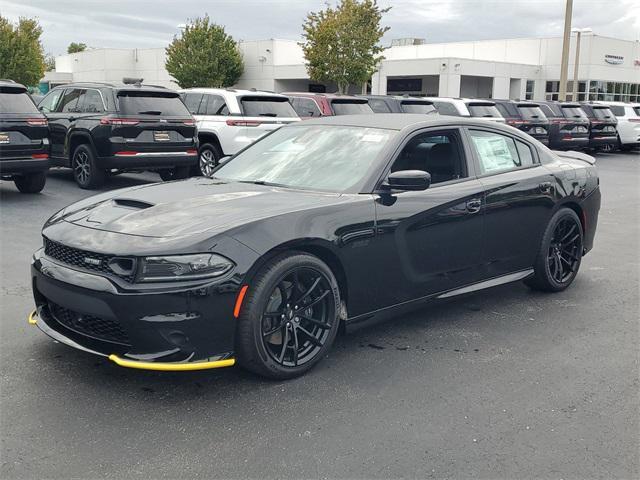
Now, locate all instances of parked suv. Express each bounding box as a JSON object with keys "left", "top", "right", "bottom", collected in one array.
[
  {"left": 180, "top": 88, "right": 299, "bottom": 177},
  {"left": 579, "top": 102, "right": 618, "bottom": 152},
  {"left": 492, "top": 99, "right": 550, "bottom": 145},
  {"left": 37, "top": 81, "right": 197, "bottom": 188},
  {"left": 537, "top": 101, "right": 590, "bottom": 150},
  {"left": 359, "top": 95, "right": 438, "bottom": 114},
  {"left": 0, "top": 80, "right": 50, "bottom": 193},
  {"left": 425, "top": 97, "right": 505, "bottom": 123},
  {"left": 602, "top": 101, "right": 640, "bottom": 150},
  {"left": 284, "top": 92, "right": 373, "bottom": 119}
]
